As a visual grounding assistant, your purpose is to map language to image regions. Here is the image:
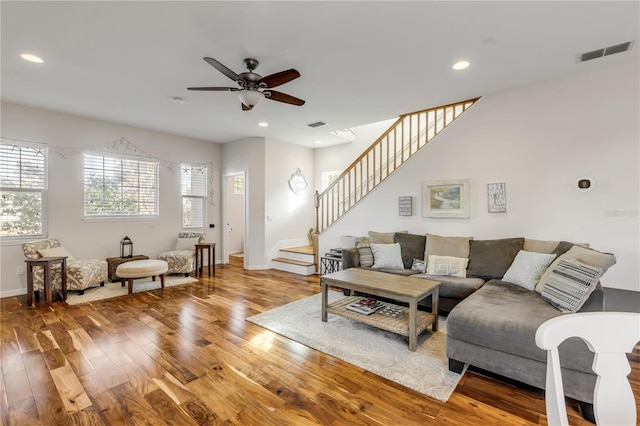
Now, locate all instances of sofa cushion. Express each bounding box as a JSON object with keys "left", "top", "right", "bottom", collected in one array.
[
  {"left": 38, "top": 246, "right": 75, "bottom": 260},
  {"left": 523, "top": 238, "right": 560, "bottom": 254},
  {"left": 370, "top": 243, "right": 404, "bottom": 270},
  {"left": 425, "top": 255, "right": 468, "bottom": 278},
  {"left": 424, "top": 234, "right": 472, "bottom": 261},
  {"left": 447, "top": 280, "right": 594, "bottom": 374},
  {"left": 541, "top": 258, "right": 604, "bottom": 313},
  {"left": 175, "top": 237, "right": 199, "bottom": 251},
  {"left": 369, "top": 230, "right": 407, "bottom": 244},
  {"left": 394, "top": 233, "right": 426, "bottom": 269},
  {"left": 466, "top": 238, "right": 524, "bottom": 280},
  {"left": 536, "top": 245, "right": 616, "bottom": 294},
  {"left": 412, "top": 273, "right": 485, "bottom": 299},
  {"left": 502, "top": 250, "right": 556, "bottom": 291}
]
